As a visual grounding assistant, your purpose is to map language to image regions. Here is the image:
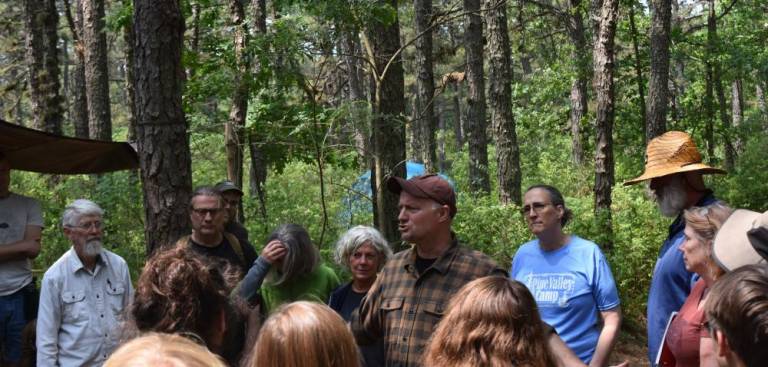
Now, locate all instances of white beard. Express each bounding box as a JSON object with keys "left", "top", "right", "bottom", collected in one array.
[
  {"left": 656, "top": 176, "right": 688, "bottom": 217},
  {"left": 84, "top": 239, "right": 103, "bottom": 256}
]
